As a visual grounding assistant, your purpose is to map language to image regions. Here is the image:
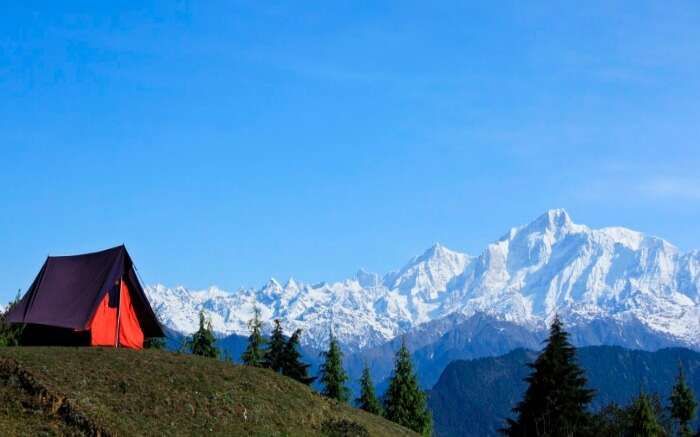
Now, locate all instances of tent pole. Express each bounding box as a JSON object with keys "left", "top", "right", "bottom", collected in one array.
[{"left": 115, "top": 278, "right": 122, "bottom": 349}]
